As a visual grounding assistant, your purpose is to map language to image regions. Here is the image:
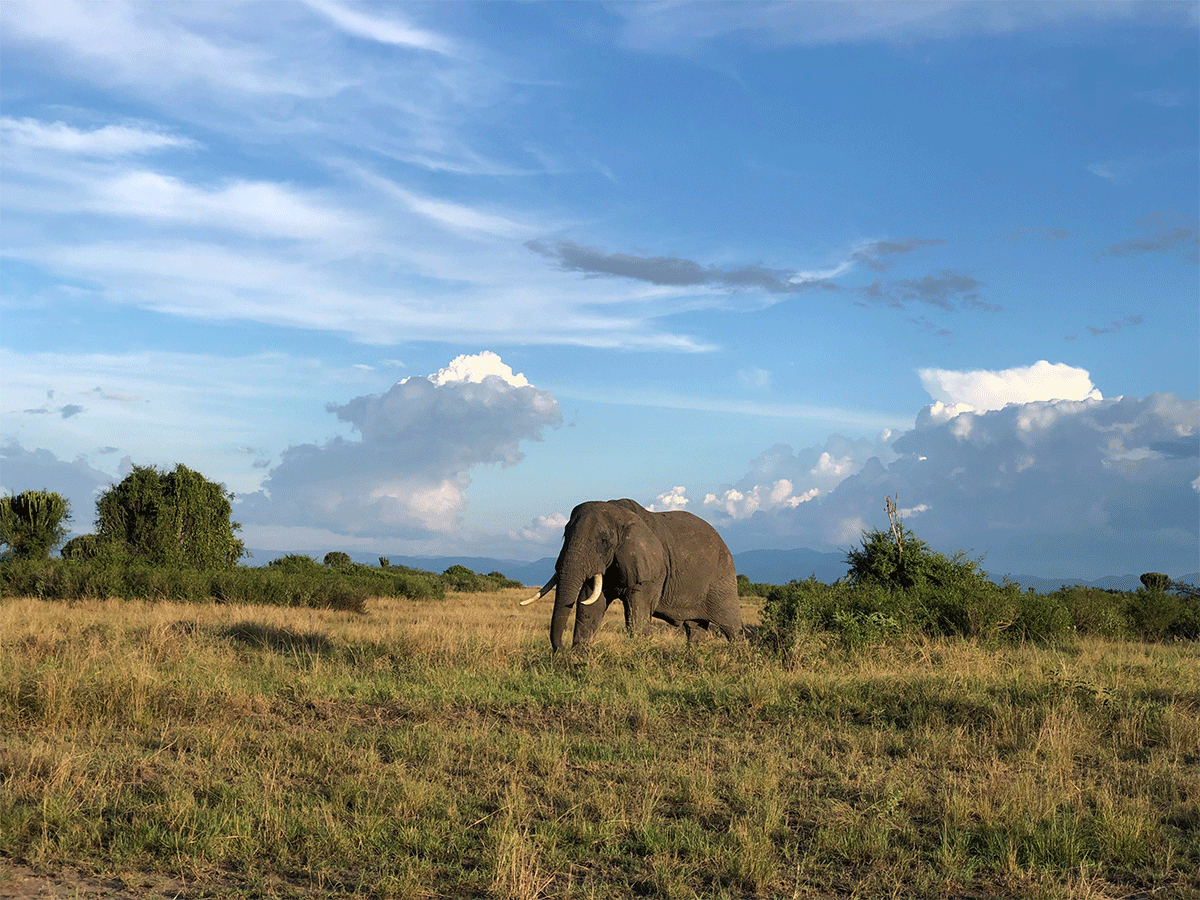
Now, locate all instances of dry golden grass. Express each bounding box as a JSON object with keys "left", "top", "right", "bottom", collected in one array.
[{"left": 2, "top": 590, "right": 1198, "bottom": 899}]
